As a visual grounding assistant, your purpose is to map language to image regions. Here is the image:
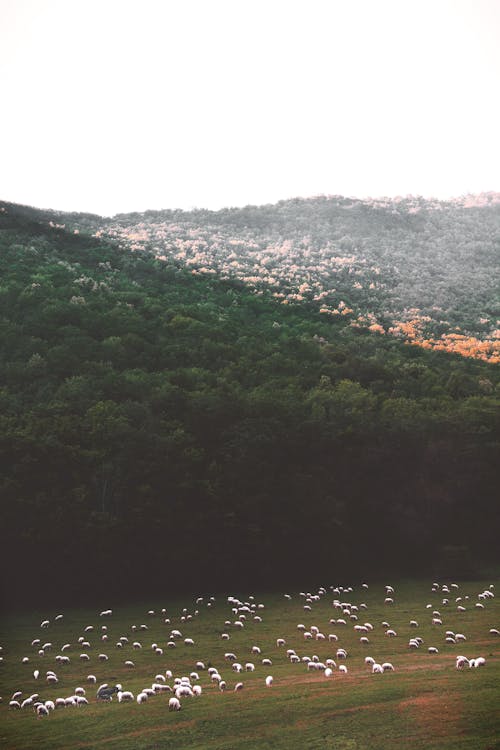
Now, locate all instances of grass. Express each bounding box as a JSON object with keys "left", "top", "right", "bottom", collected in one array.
[{"left": 1, "top": 578, "right": 499, "bottom": 749}]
